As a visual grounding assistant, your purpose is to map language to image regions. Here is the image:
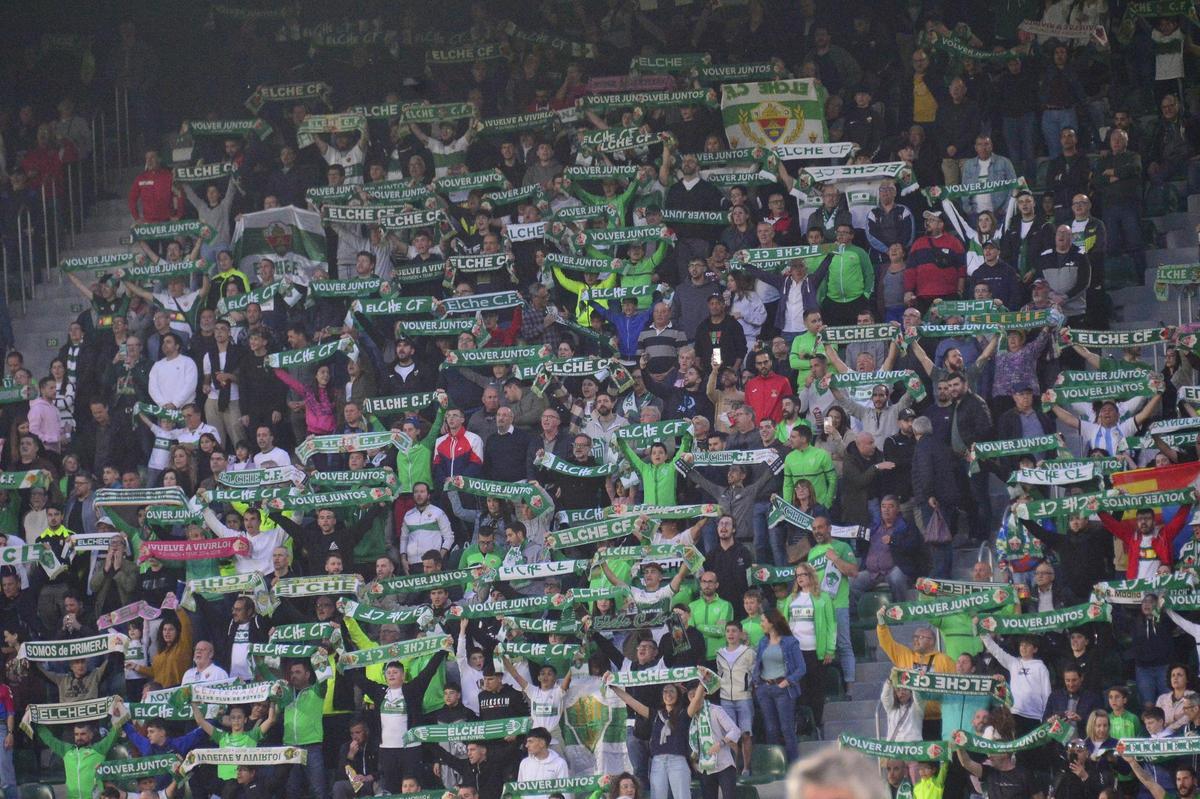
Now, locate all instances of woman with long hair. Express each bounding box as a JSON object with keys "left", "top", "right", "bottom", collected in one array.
[
  {"left": 610, "top": 680, "right": 702, "bottom": 799},
  {"left": 134, "top": 609, "right": 193, "bottom": 687},
  {"left": 48, "top": 359, "right": 75, "bottom": 446},
  {"left": 751, "top": 607, "right": 805, "bottom": 763},
  {"left": 815, "top": 405, "right": 854, "bottom": 477},
  {"left": 1158, "top": 664, "right": 1193, "bottom": 731},
  {"left": 781, "top": 479, "right": 830, "bottom": 562},
  {"left": 166, "top": 446, "right": 198, "bottom": 492},
  {"left": 786, "top": 562, "right": 836, "bottom": 728},
  {"left": 726, "top": 272, "right": 768, "bottom": 346}
]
